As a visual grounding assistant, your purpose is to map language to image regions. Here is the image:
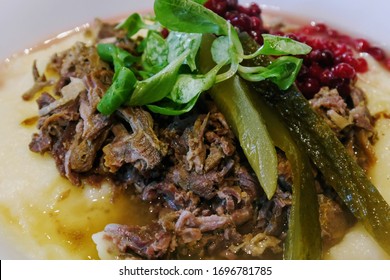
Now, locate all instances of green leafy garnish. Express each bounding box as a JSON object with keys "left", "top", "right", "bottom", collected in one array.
[
  {"left": 211, "top": 36, "right": 231, "bottom": 64},
  {"left": 190, "top": 0, "right": 208, "bottom": 4},
  {"left": 167, "top": 31, "right": 202, "bottom": 71},
  {"left": 116, "top": 13, "right": 159, "bottom": 38},
  {"left": 154, "top": 0, "right": 229, "bottom": 36},
  {"left": 146, "top": 93, "right": 200, "bottom": 115},
  {"left": 147, "top": 61, "right": 224, "bottom": 115},
  {"left": 239, "top": 56, "right": 304, "bottom": 90},
  {"left": 97, "top": 43, "right": 139, "bottom": 71},
  {"left": 141, "top": 31, "right": 168, "bottom": 74},
  {"left": 243, "top": 34, "right": 312, "bottom": 59},
  {"left": 127, "top": 50, "right": 190, "bottom": 106},
  {"left": 97, "top": 0, "right": 311, "bottom": 117},
  {"left": 97, "top": 67, "right": 137, "bottom": 115}
]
